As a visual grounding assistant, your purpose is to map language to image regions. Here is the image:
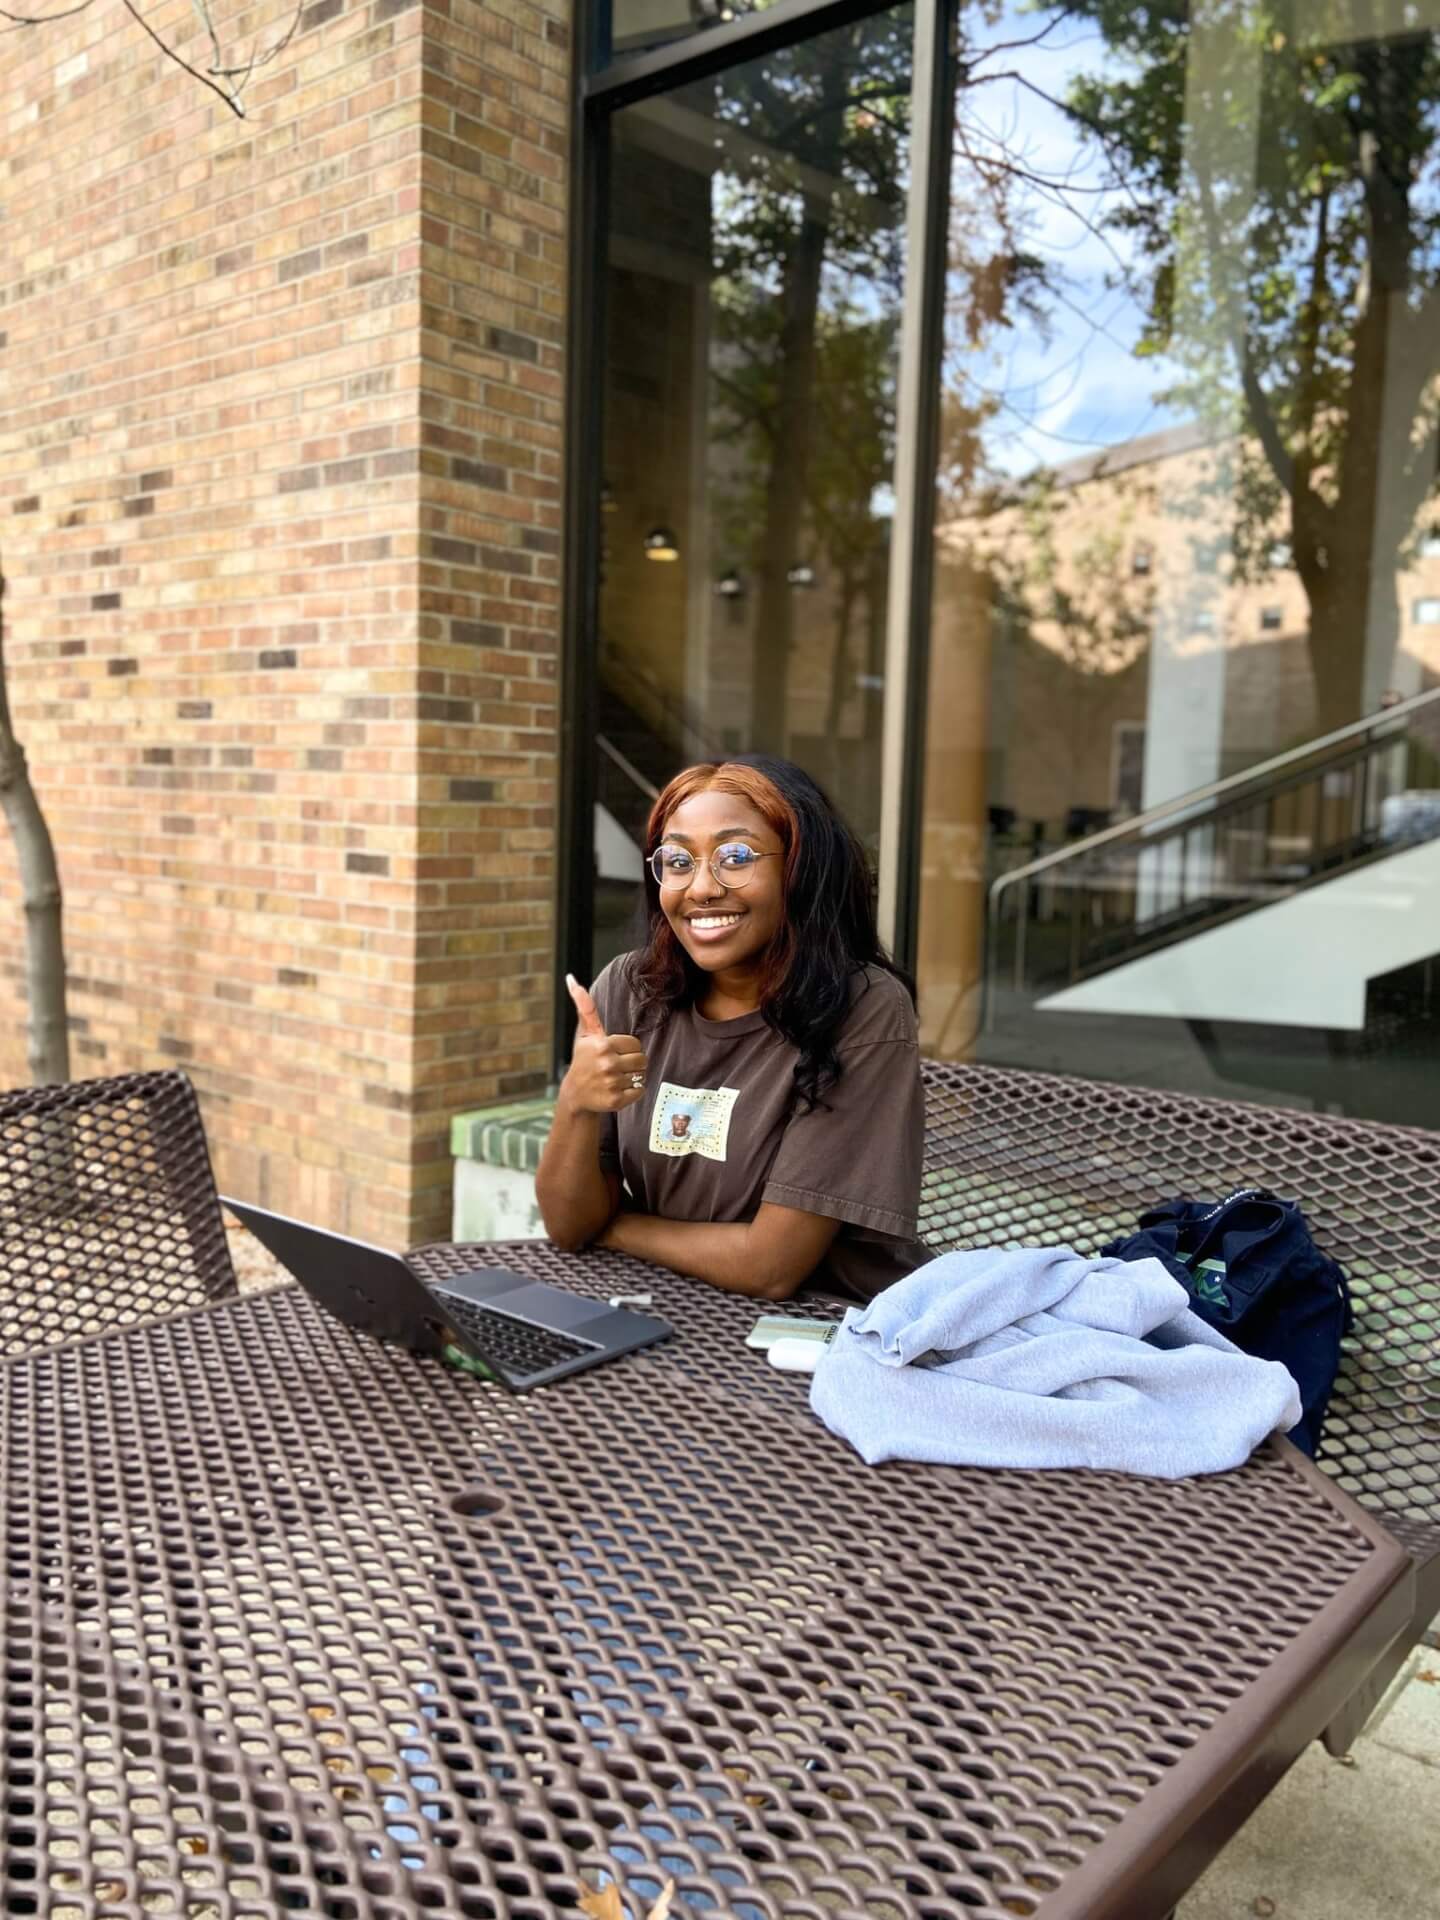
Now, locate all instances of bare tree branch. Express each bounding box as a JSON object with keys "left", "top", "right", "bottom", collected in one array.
[
  {"left": 6, "top": 0, "right": 305, "bottom": 116},
  {"left": 120, "top": 0, "right": 249, "bottom": 115},
  {"left": 189, "top": 0, "right": 224, "bottom": 75},
  {"left": 0, "top": 0, "right": 95, "bottom": 25},
  {"left": 965, "top": 5, "right": 1087, "bottom": 68}
]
